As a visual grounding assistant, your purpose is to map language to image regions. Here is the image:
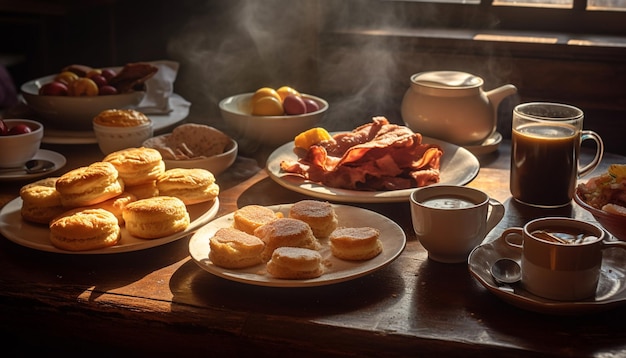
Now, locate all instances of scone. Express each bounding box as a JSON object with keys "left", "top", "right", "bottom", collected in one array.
[
  {"left": 266, "top": 247, "right": 324, "bottom": 279},
  {"left": 156, "top": 168, "right": 219, "bottom": 205},
  {"left": 125, "top": 180, "right": 159, "bottom": 200},
  {"left": 56, "top": 161, "right": 124, "bottom": 208},
  {"left": 49, "top": 208, "right": 121, "bottom": 251},
  {"left": 209, "top": 227, "right": 265, "bottom": 269},
  {"left": 87, "top": 191, "right": 137, "bottom": 225},
  {"left": 103, "top": 147, "right": 165, "bottom": 186},
  {"left": 288, "top": 200, "right": 338, "bottom": 238},
  {"left": 233, "top": 205, "right": 281, "bottom": 235},
  {"left": 19, "top": 177, "right": 65, "bottom": 224},
  {"left": 122, "top": 196, "right": 190, "bottom": 239},
  {"left": 254, "top": 217, "right": 321, "bottom": 262},
  {"left": 330, "top": 227, "right": 383, "bottom": 261}
]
